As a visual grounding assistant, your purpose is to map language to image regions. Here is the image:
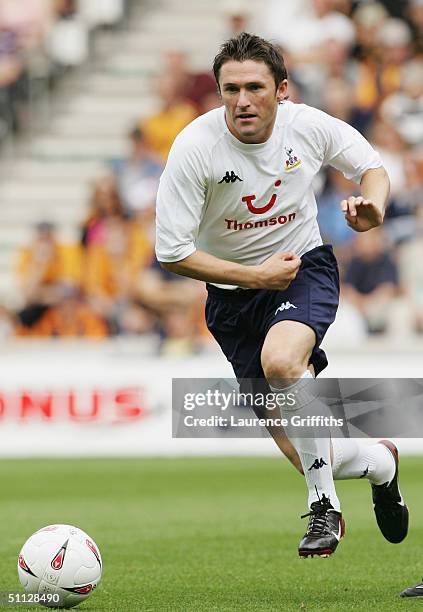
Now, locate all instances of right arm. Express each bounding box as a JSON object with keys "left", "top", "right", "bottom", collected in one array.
[{"left": 161, "top": 249, "right": 301, "bottom": 290}]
